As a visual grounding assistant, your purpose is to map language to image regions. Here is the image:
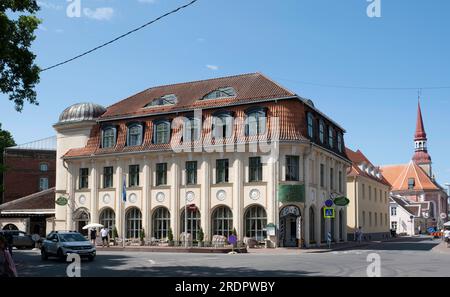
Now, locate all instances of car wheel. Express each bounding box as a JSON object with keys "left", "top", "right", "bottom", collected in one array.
[
  {"left": 41, "top": 248, "right": 48, "bottom": 260},
  {"left": 57, "top": 248, "right": 66, "bottom": 262}
]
